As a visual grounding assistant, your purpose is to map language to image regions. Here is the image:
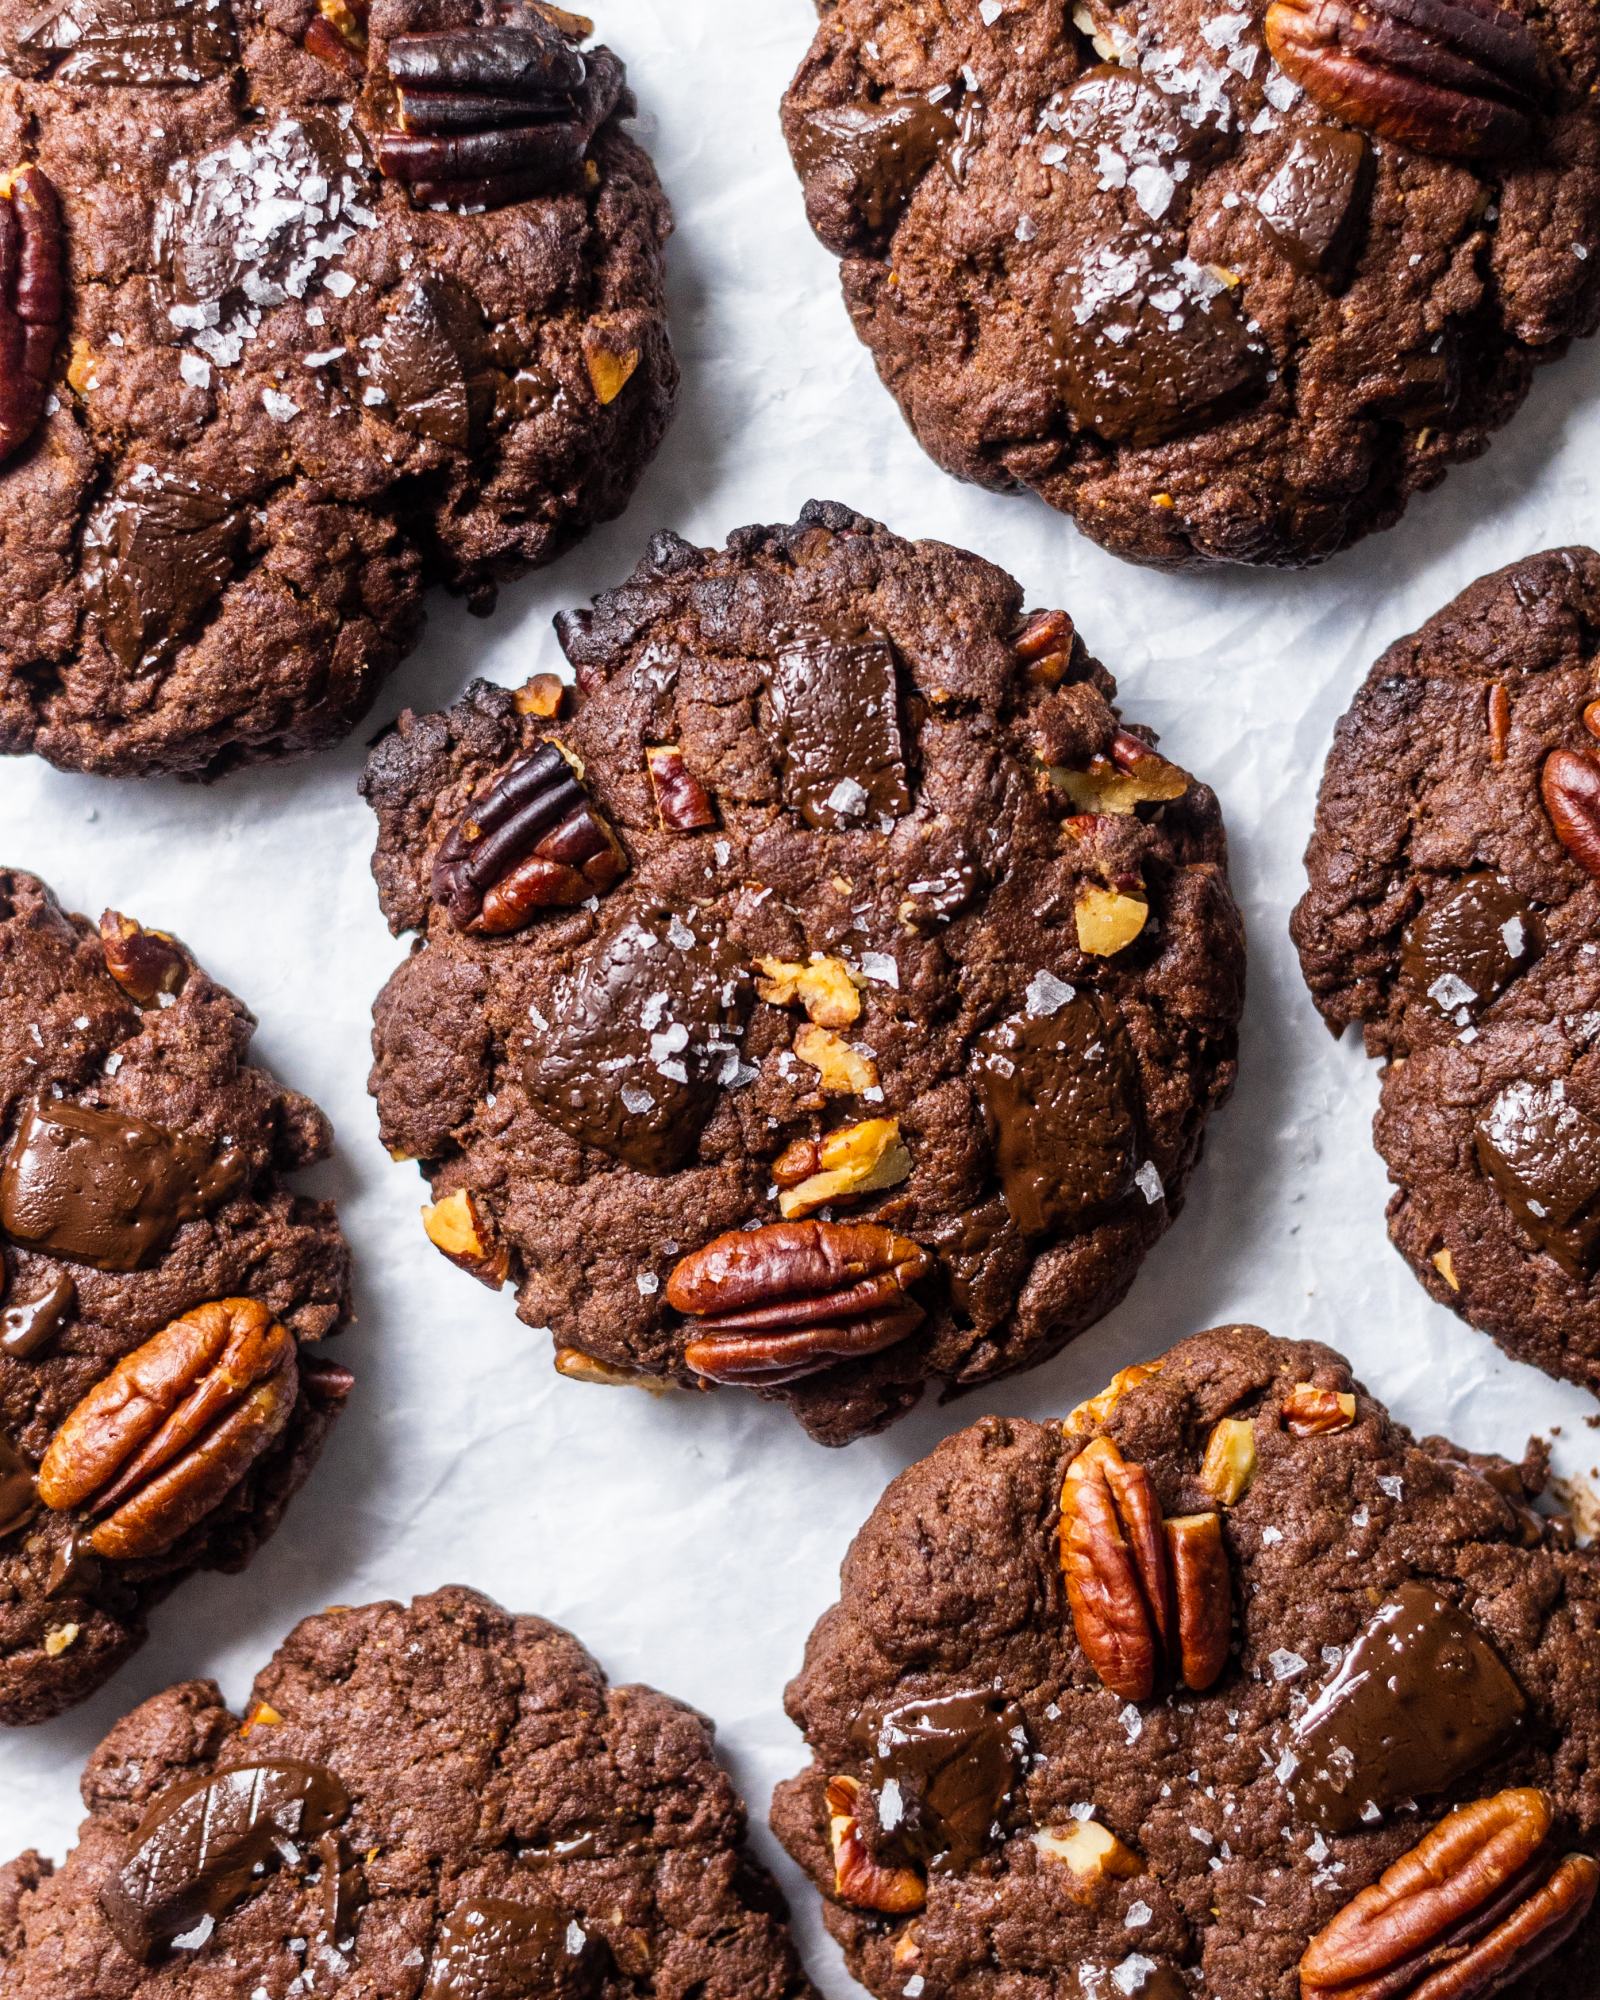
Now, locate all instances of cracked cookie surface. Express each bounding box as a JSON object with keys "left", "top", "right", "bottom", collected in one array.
[
  {"left": 0, "top": 867, "right": 351, "bottom": 1725},
  {"left": 362, "top": 501, "right": 1245, "bottom": 1444},
  {"left": 0, "top": 1585, "right": 816, "bottom": 1997},
  {"left": 0, "top": 0, "right": 675, "bottom": 778},
  {"left": 772, "top": 1324, "right": 1600, "bottom": 2000},
  {"left": 781, "top": 0, "right": 1600, "bottom": 570}
]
